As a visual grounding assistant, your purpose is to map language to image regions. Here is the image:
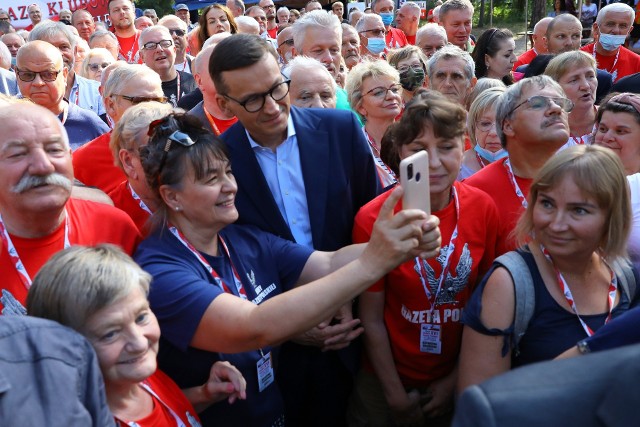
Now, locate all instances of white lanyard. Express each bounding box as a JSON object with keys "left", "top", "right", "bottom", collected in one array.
[
  {"left": 592, "top": 42, "right": 620, "bottom": 81},
  {"left": 0, "top": 211, "right": 70, "bottom": 289},
  {"left": 115, "top": 381, "right": 190, "bottom": 427},
  {"left": 128, "top": 183, "right": 153, "bottom": 215},
  {"left": 503, "top": 158, "right": 528, "bottom": 209}
]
